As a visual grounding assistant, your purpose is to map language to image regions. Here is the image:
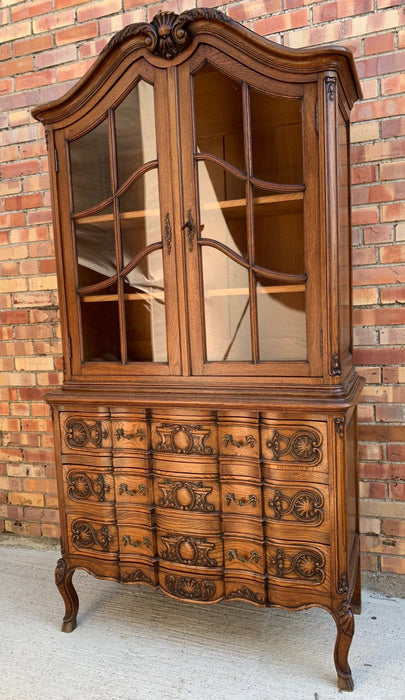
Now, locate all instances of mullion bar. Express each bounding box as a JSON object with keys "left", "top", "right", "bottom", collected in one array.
[
  {"left": 242, "top": 82, "right": 259, "bottom": 363},
  {"left": 109, "top": 108, "right": 127, "bottom": 364}
]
